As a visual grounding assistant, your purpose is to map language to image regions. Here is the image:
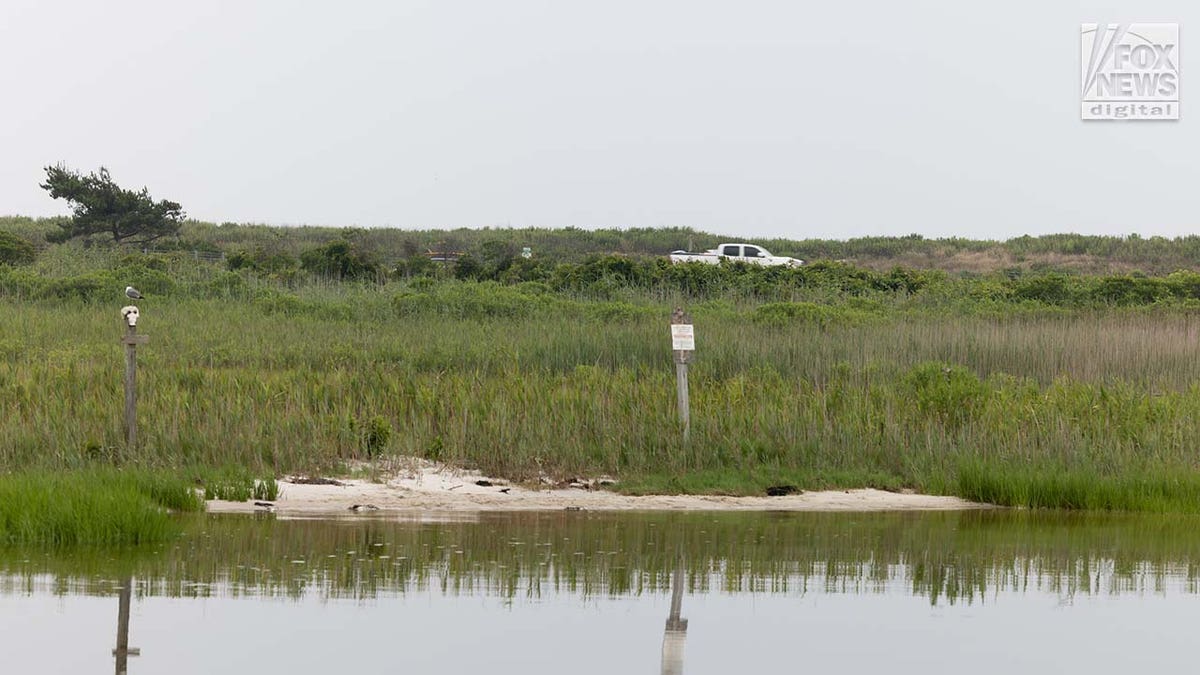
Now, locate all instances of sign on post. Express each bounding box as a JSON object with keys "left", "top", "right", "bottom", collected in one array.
[
  {"left": 671, "top": 324, "right": 695, "bottom": 352},
  {"left": 669, "top": 308, "right": 693, "bottom": 442}
]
